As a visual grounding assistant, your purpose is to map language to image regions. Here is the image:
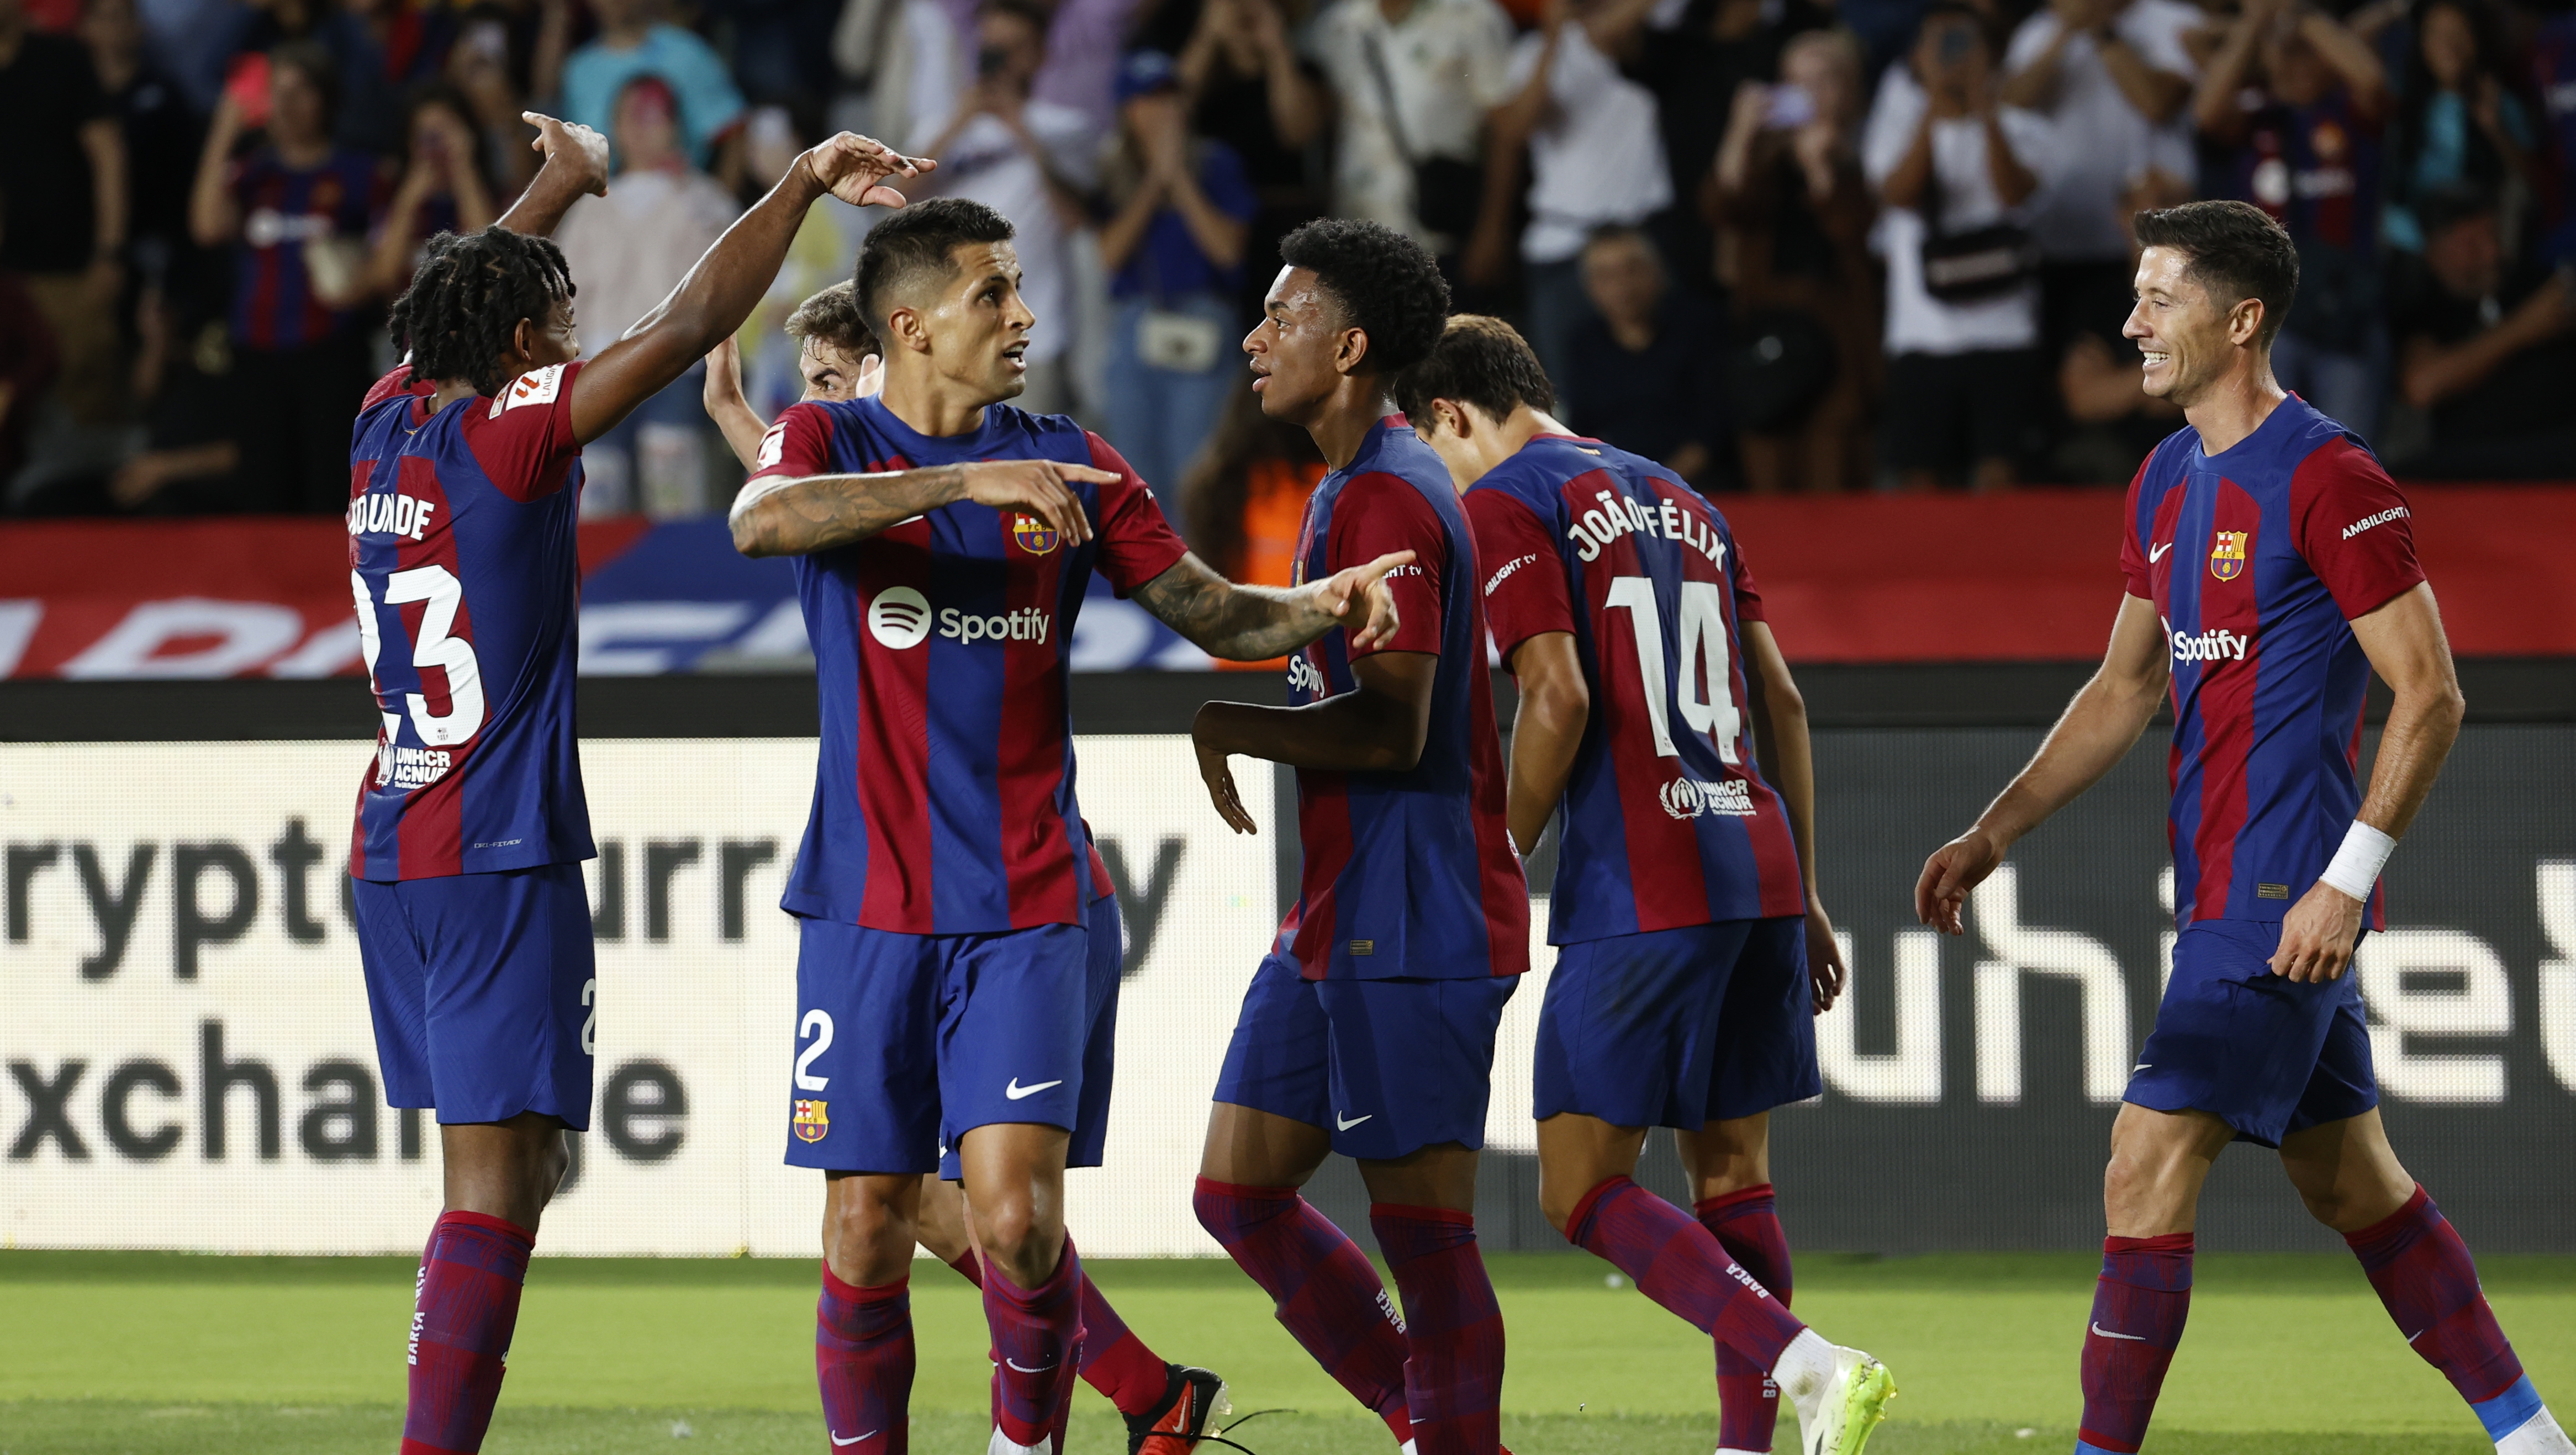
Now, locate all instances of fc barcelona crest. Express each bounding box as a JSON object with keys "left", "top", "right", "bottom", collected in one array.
[
  {"left": 2209, "top": 530, "right": 2249, "bottom": 581},
  {"left": 792, "top": 1099, "right": 830, "bottom": 1142},
  {"left": 1011, "top": 514, "right": 1060, "bottom": 555}
]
